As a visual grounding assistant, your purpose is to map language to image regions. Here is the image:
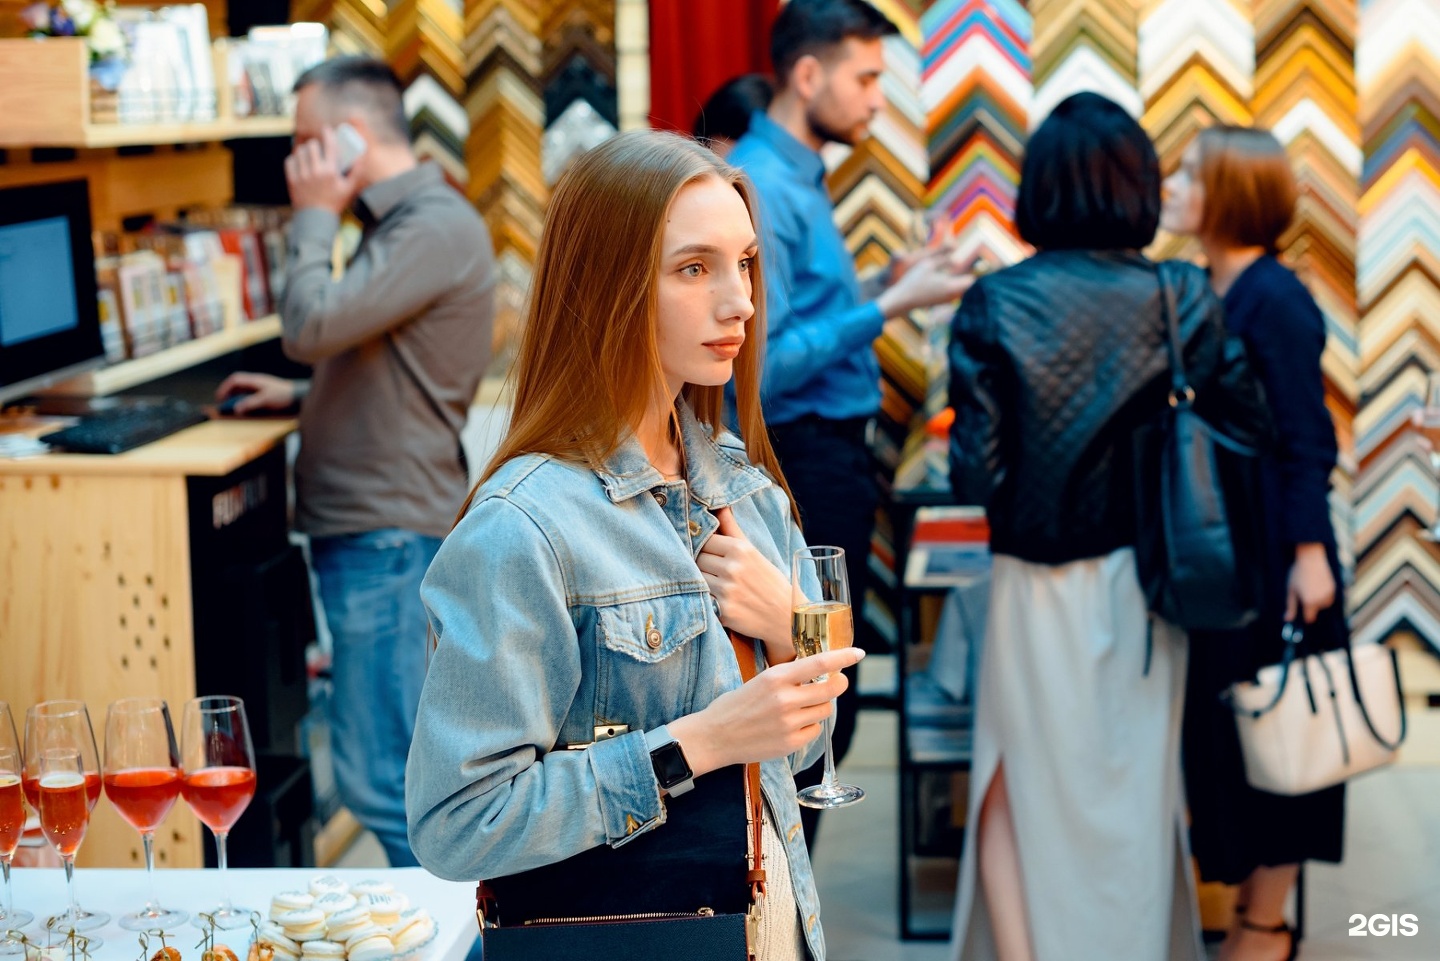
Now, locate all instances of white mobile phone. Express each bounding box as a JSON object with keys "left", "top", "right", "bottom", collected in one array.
[{"left": 334, "top": 122, "right": 367, "bottom": 175}]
